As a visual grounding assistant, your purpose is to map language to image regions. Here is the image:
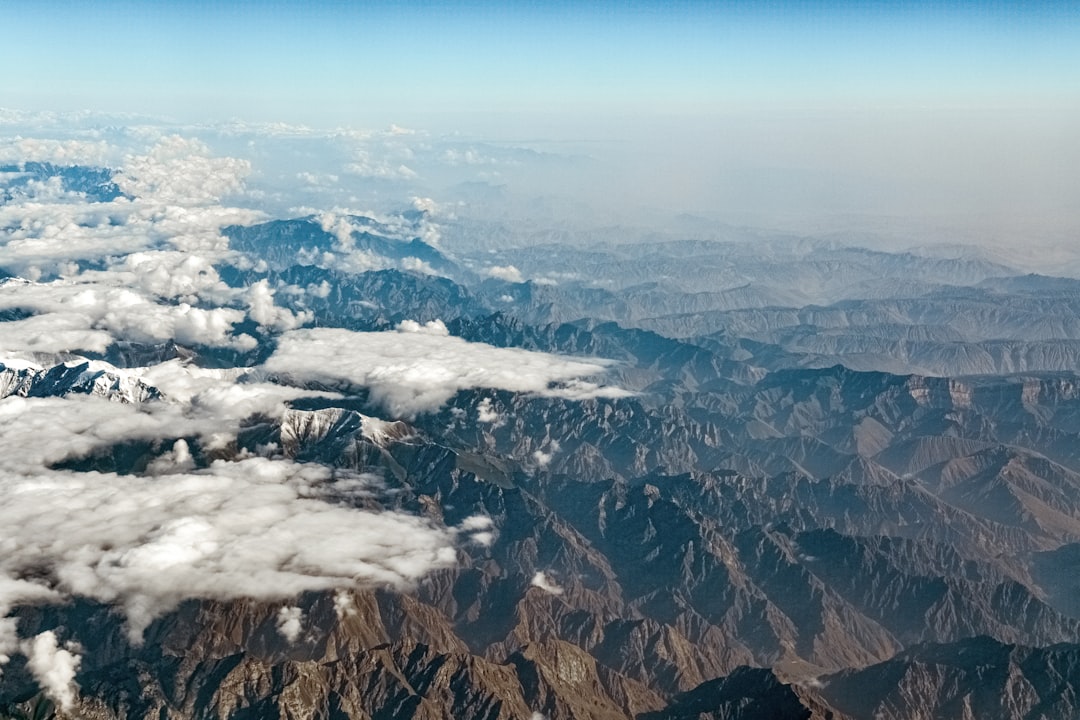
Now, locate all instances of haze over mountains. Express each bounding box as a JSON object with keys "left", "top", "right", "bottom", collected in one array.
[{"left": 2, "top": 119, "right": 1080, "bottom": 719}]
